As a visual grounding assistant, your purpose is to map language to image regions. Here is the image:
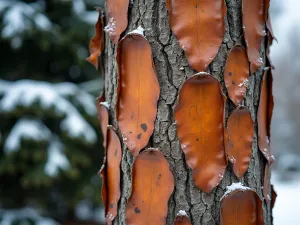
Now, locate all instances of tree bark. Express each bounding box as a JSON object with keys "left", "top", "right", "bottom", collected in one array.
[{"left": 103, "top": 0, "right": 271, "bottom": 224}]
